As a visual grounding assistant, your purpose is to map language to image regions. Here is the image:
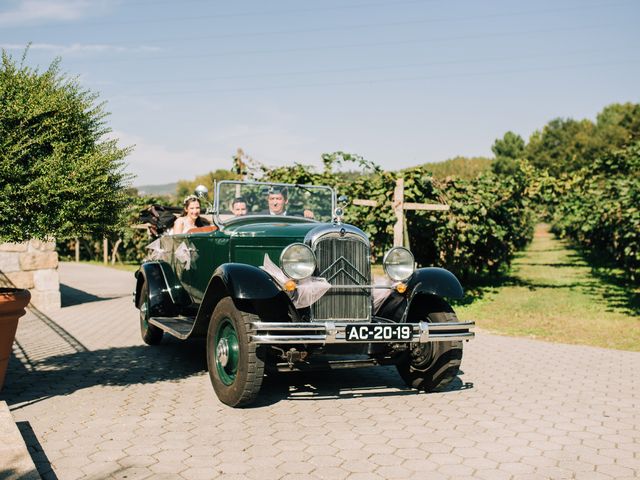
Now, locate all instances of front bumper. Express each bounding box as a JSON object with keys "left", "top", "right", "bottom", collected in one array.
[{"left": 250, "top": 318, "right": 474, "bottom": 345}]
